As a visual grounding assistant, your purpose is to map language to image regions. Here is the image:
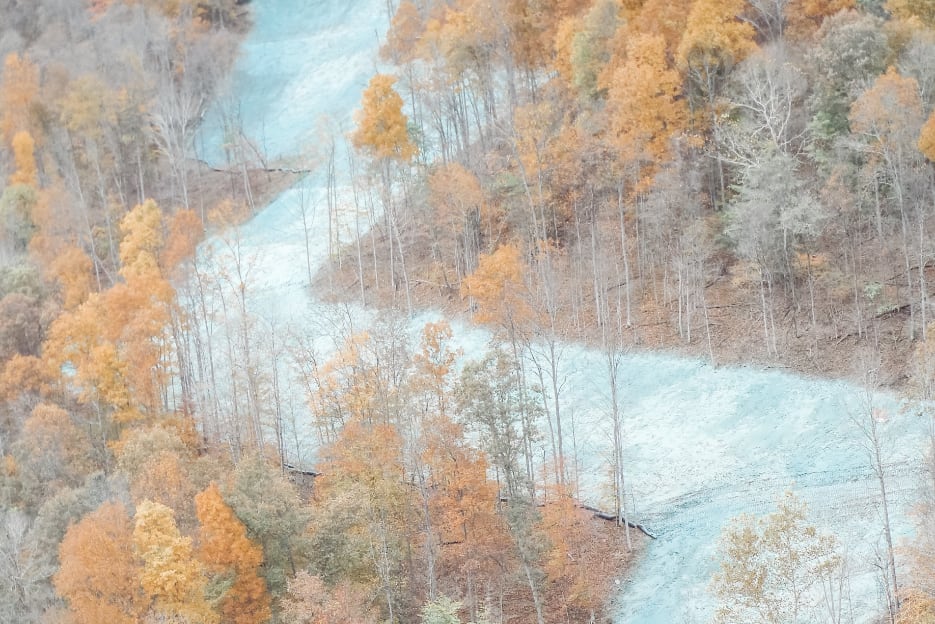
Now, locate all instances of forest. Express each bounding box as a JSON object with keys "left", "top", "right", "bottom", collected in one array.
[{"left": 2, "top": 0, "right": 935, "bottom": 622}]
